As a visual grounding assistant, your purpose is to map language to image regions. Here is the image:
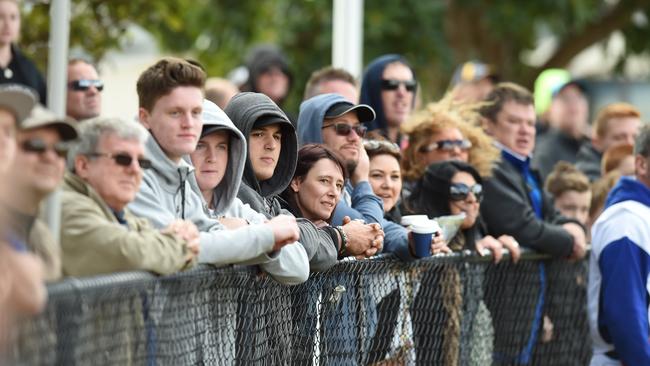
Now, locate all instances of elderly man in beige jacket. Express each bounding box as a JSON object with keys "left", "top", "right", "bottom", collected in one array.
[{"left": 61, "top": 116, "right": 199, "bottom": 277}]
